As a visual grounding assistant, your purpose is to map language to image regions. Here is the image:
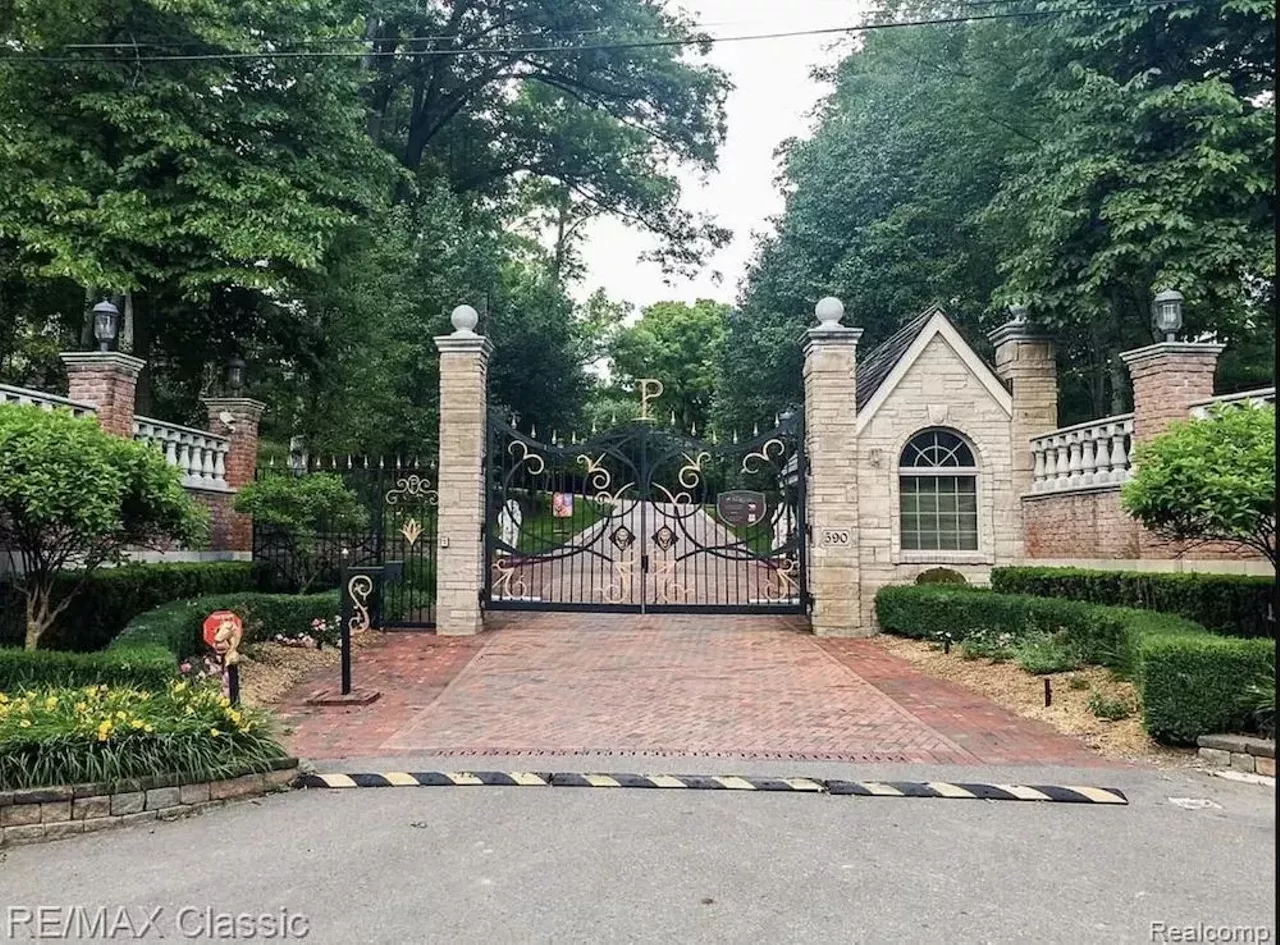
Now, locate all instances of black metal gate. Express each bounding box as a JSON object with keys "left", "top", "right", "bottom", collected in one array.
[
  {"left": 251, "top": 461, "right": 437, "bottom": 629},
  {"left": 483, "top": 413, "right": 805, "bottom": 614}
]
